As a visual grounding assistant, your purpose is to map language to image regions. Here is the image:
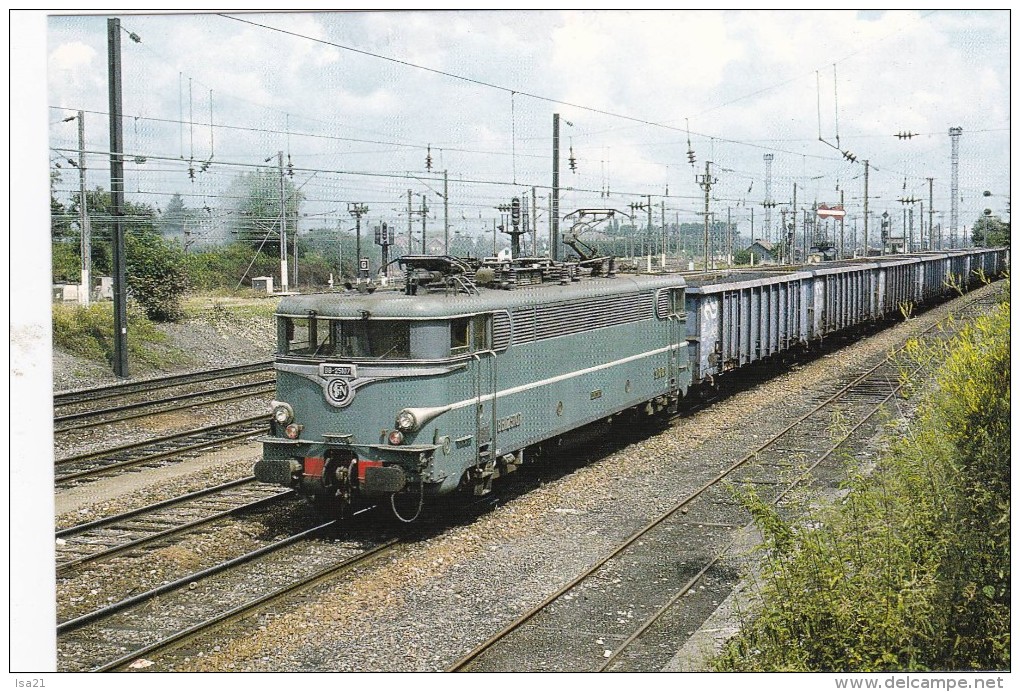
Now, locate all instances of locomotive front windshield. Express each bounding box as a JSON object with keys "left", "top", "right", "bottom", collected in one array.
[
  {"left": 278, "top": 313, "right": 491, "bottom": 360},
  {"left": 280, "top": 316, "right": 410, "bottom": 359}
]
